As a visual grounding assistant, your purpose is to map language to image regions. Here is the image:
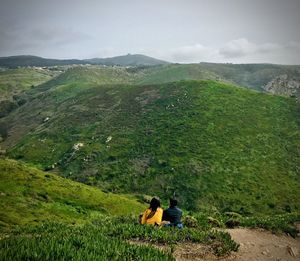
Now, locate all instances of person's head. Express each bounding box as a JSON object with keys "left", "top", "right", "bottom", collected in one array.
[
  {"left": 149, "top": 197, "right": 161, "bottom": 212},
  {"left": 169, "top": 198, "right": 178, "bottom": 208}
]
